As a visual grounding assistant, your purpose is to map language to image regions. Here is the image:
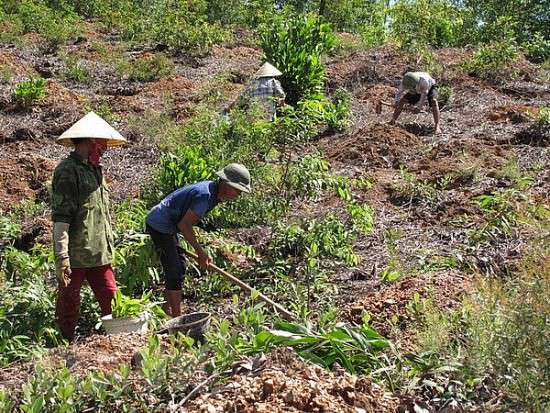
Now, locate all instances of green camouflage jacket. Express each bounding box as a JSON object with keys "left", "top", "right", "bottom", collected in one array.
[{"left": 51, "top": 152, "right": 114, "bottom": 268}]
